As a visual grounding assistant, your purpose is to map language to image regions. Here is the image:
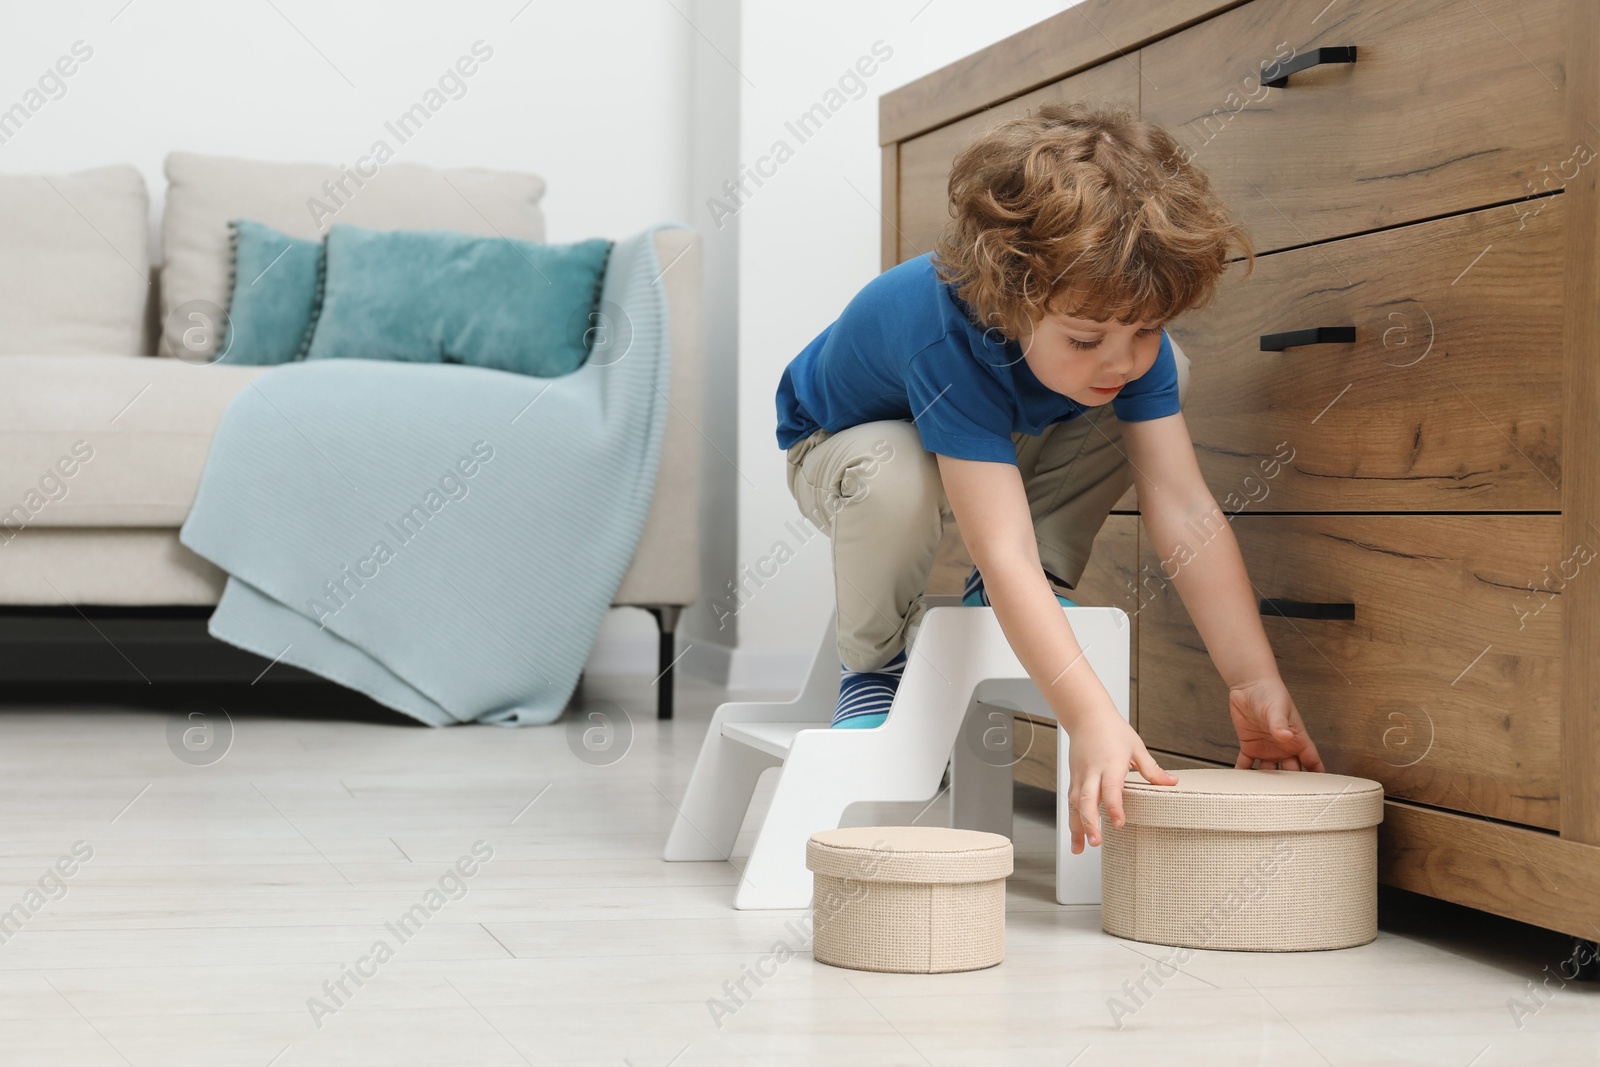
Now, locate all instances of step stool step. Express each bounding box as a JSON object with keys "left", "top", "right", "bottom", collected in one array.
[{"left": 720, "top": 721, "right": 817, "bottom": 759}]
